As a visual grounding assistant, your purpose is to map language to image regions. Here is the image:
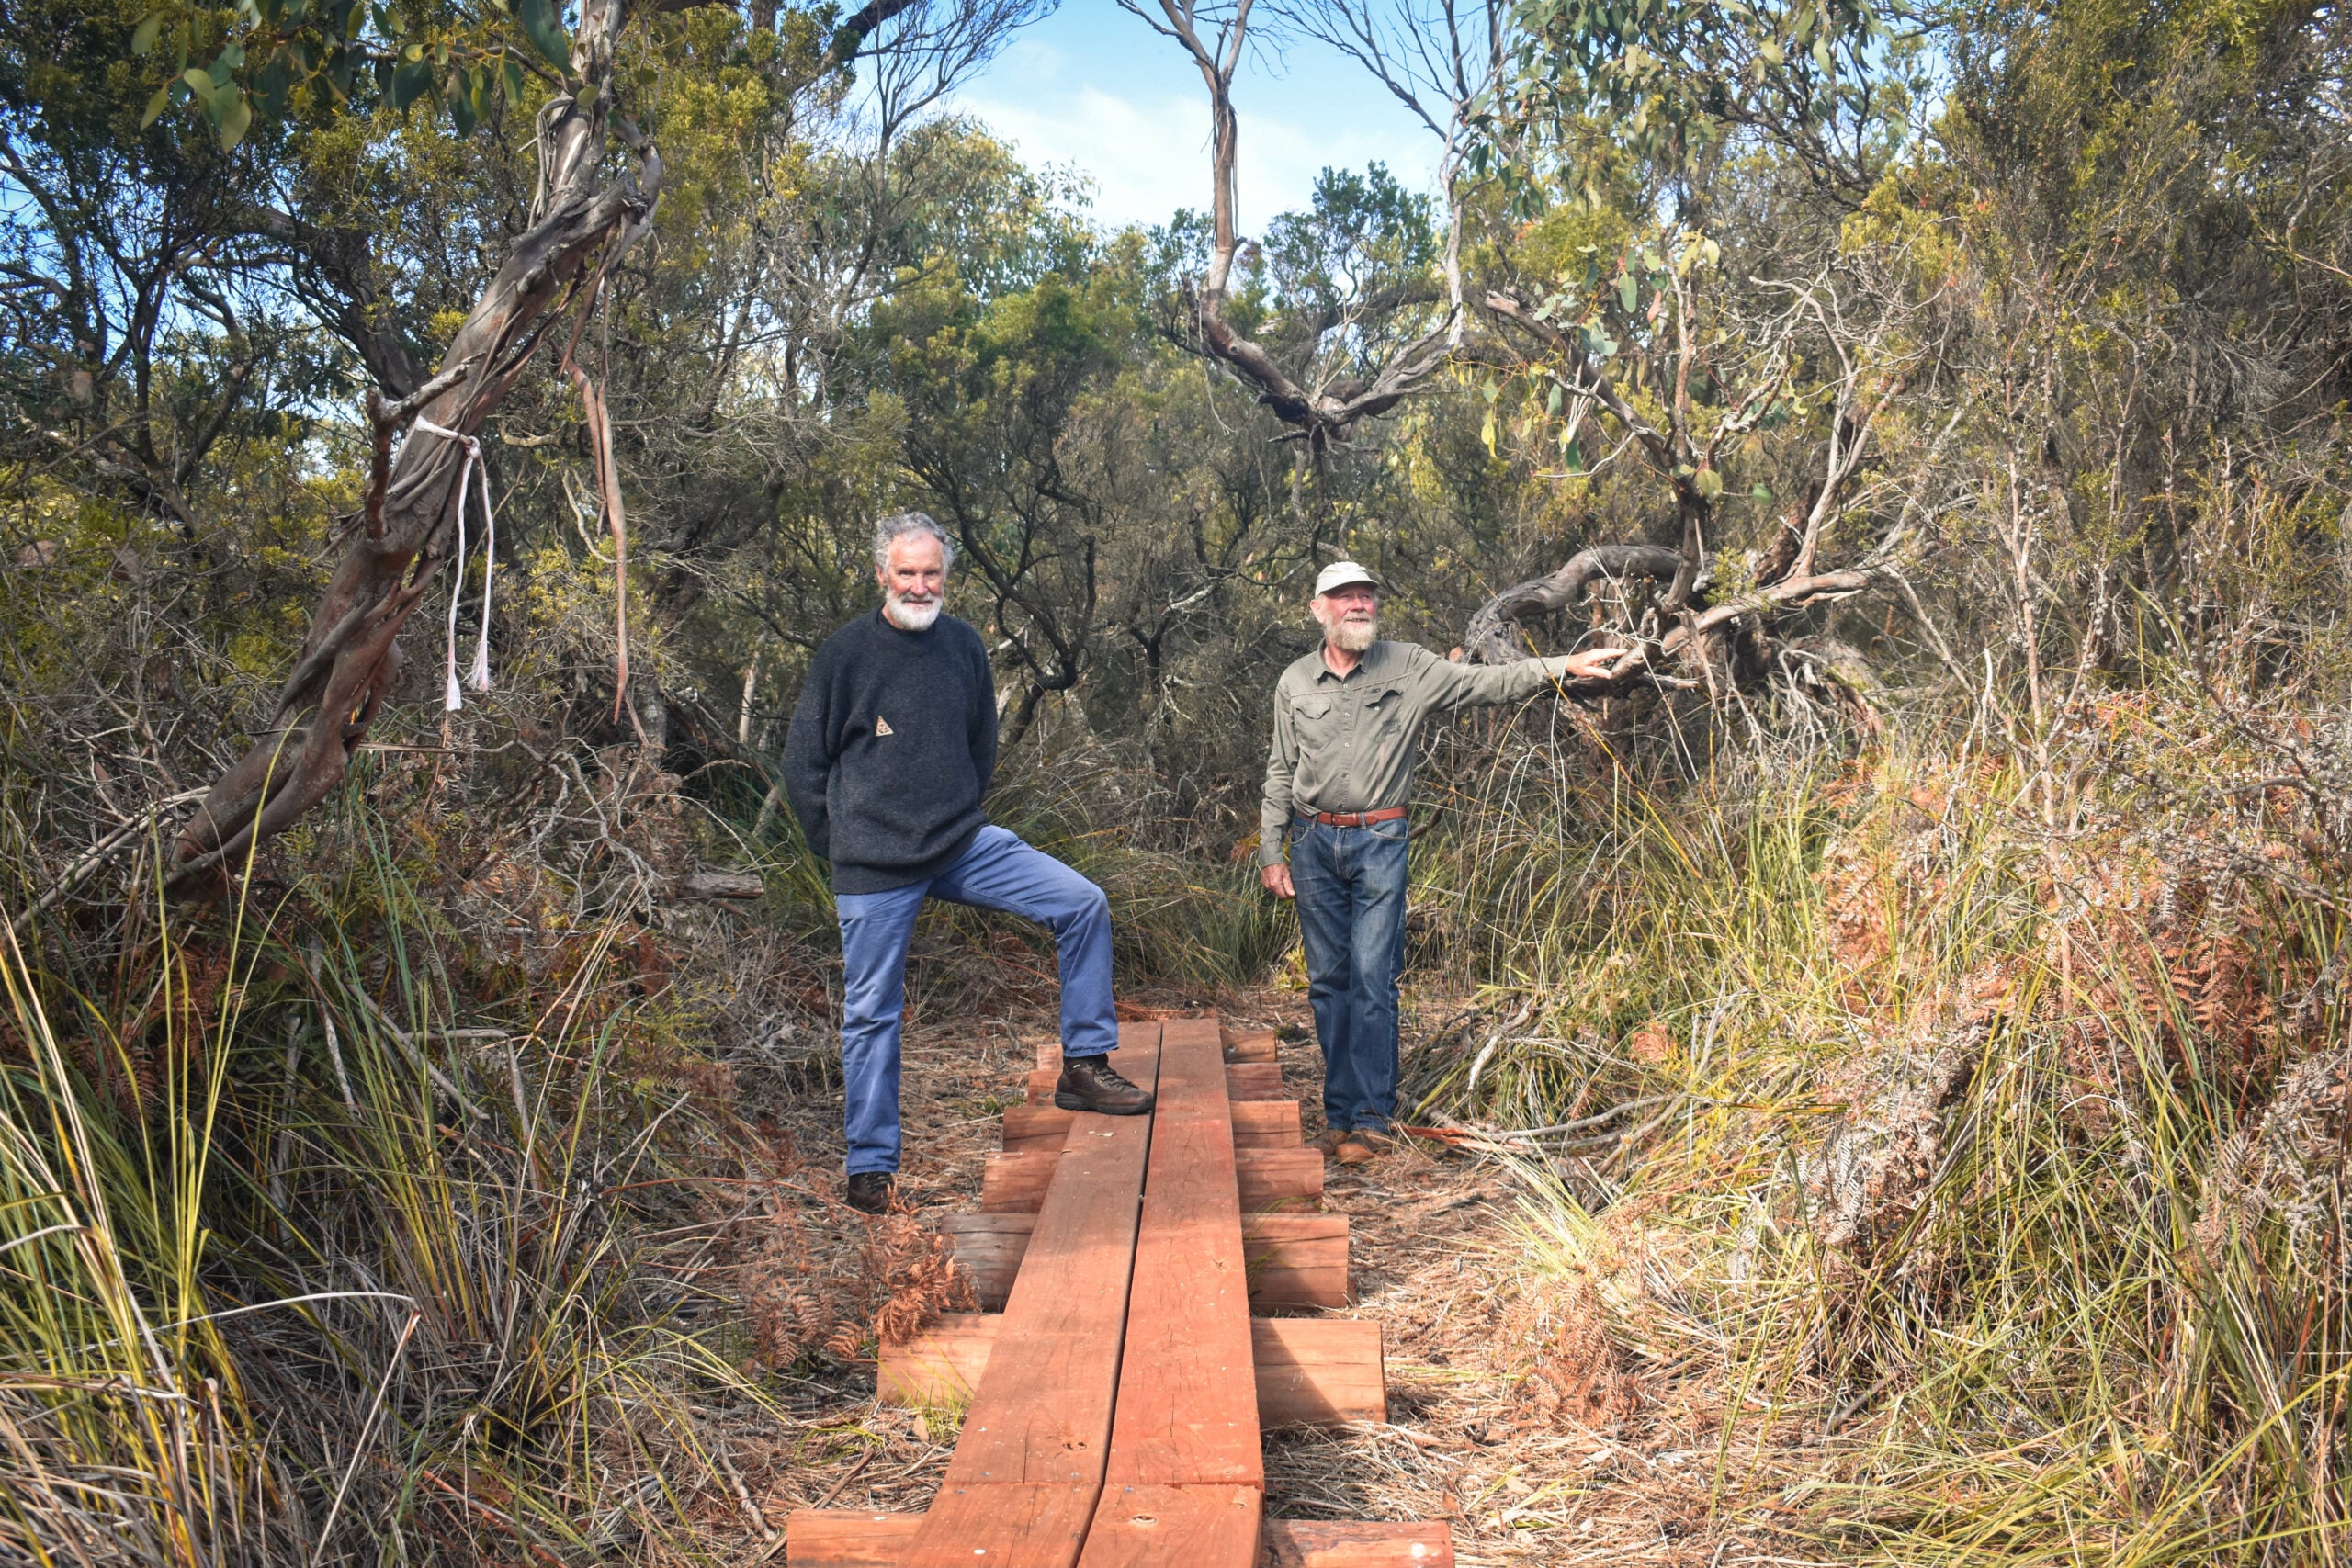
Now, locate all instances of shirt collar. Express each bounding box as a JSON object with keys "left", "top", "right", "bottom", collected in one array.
[{"left": 1313, "top": 640, "right": 1383, "bottom": 682}]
